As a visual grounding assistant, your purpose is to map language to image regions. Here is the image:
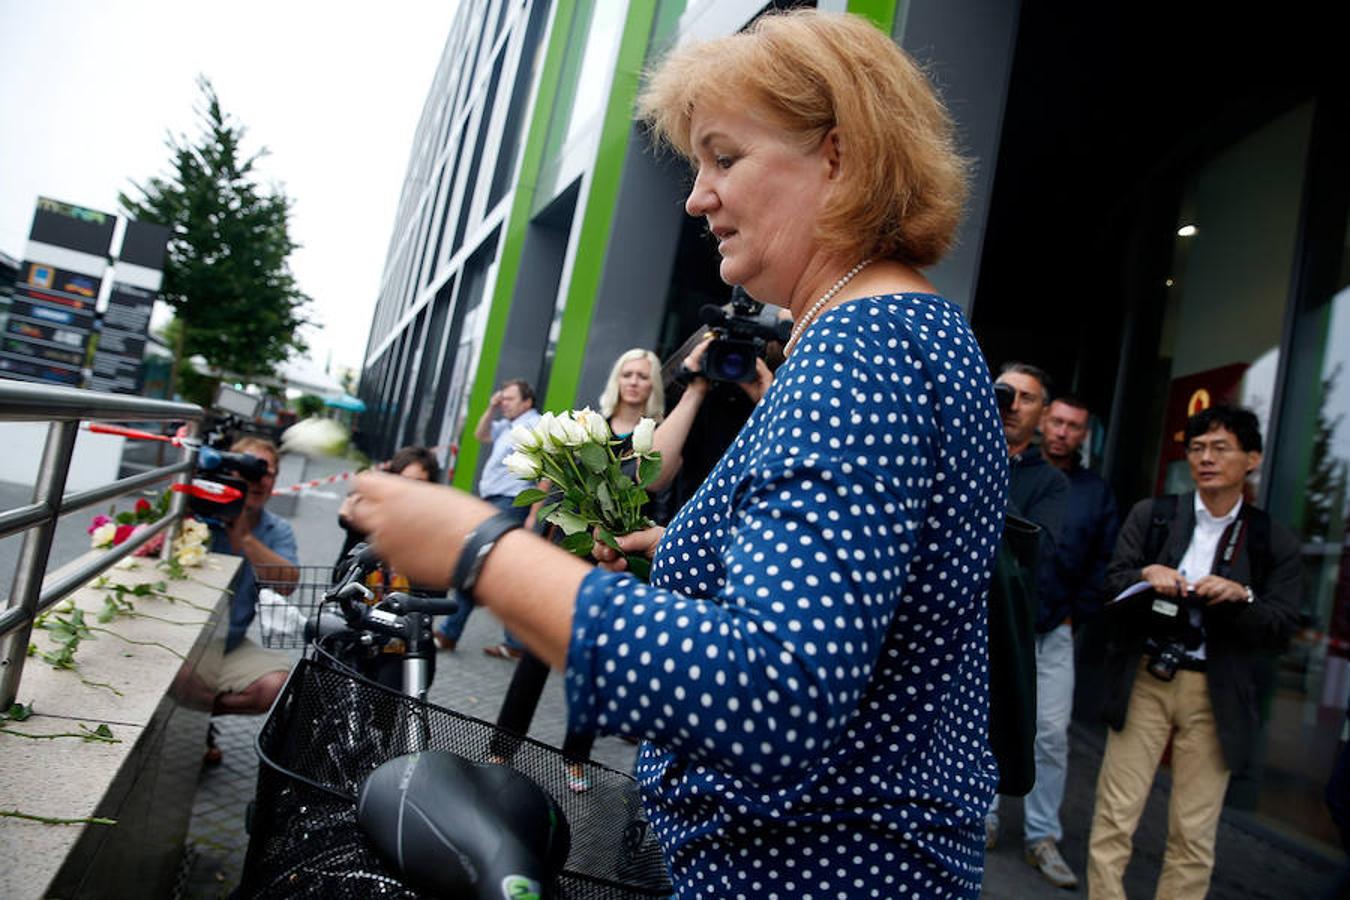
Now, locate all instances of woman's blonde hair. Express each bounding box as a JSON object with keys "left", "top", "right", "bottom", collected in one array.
[
  {"left": 637, "top": 9, "right": 969, "bottom": 268},
  {"left": 598, "top": 348, "right": 664, "bottom": 423}
]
